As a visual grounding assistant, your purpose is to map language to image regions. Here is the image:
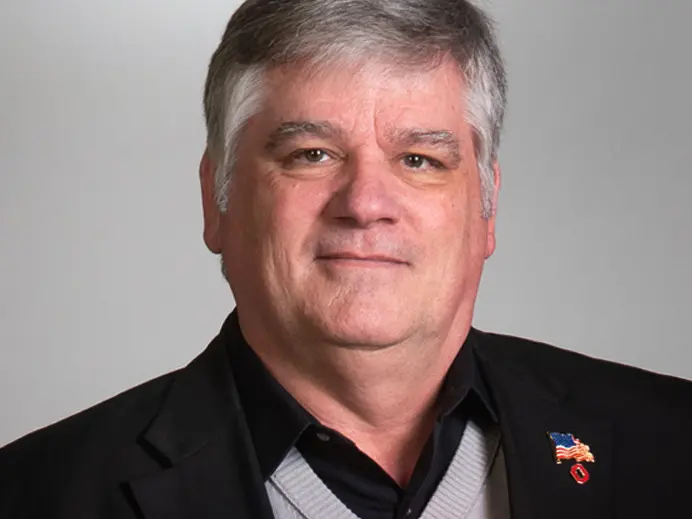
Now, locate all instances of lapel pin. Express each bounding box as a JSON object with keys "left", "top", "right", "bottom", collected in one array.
[{"left": 547, "top": 432, "right": 595, "bottom": 484}]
